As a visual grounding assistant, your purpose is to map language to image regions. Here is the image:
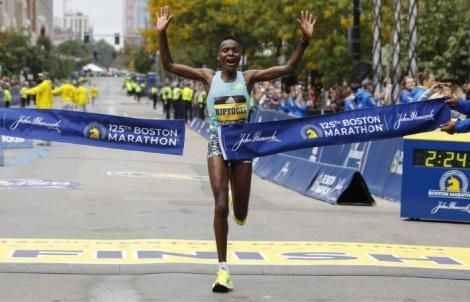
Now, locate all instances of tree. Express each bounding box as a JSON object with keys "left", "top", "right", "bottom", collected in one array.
[
  {"left": 137, "top": 0, "right": 470, "bottom": 86},
  {"left": 0, "top": 30, "right": 30, "bottom": 76},
  {"left": 133, "top": 47, "right": 154, "bottom": 74}
]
